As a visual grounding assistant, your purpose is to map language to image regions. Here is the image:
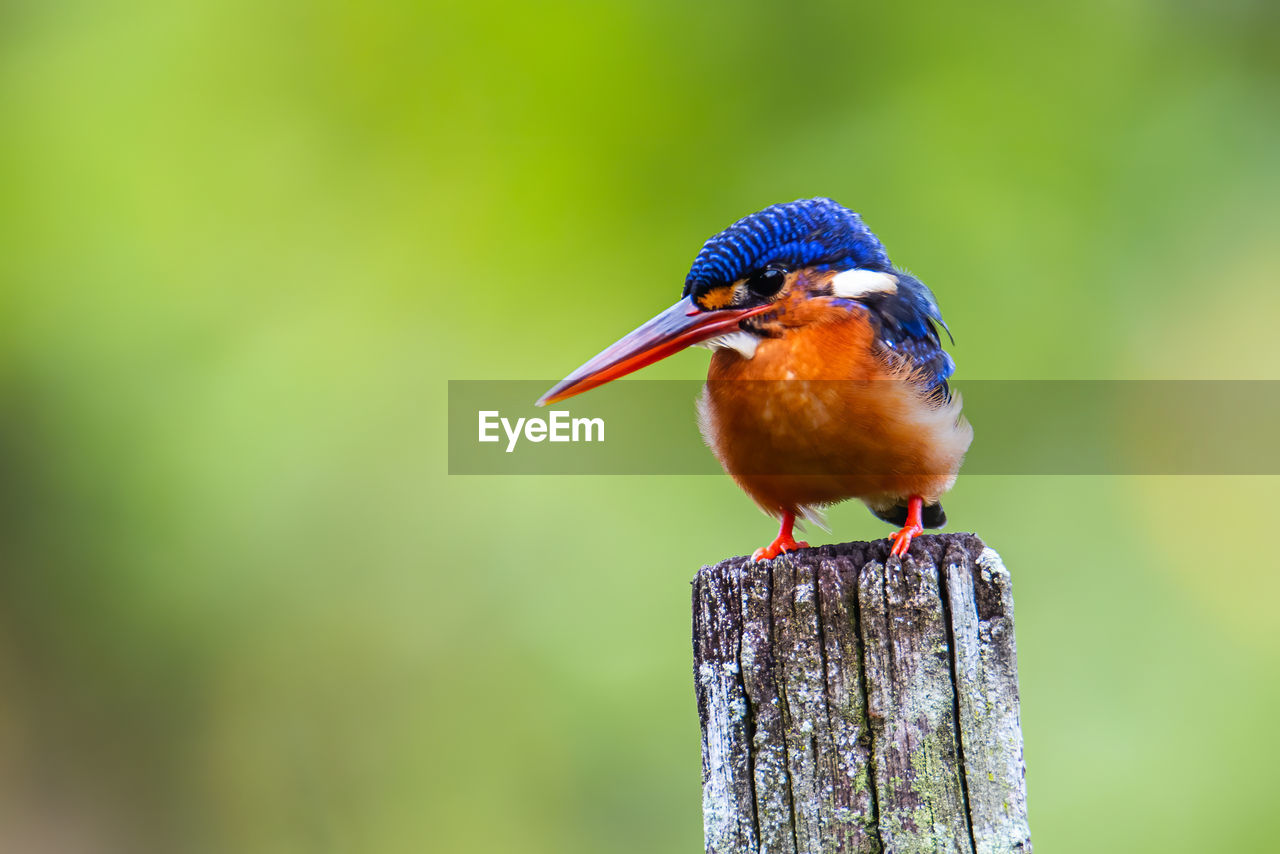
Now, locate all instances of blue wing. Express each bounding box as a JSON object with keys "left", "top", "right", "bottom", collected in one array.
[{"left": 836, "top": 270, "right": 955, "bottom": 399}]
